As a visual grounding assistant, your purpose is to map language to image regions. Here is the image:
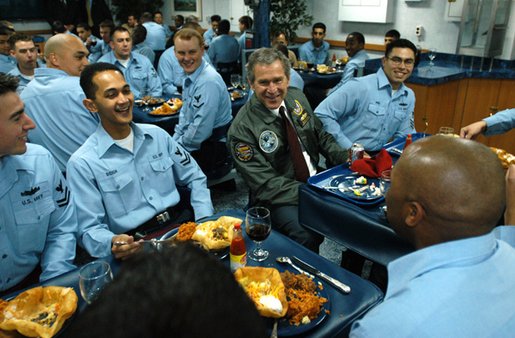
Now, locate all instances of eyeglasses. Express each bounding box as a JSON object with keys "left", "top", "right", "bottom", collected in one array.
[{"left": 387, "top": 56, "right": 415, "bottom": 66}]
